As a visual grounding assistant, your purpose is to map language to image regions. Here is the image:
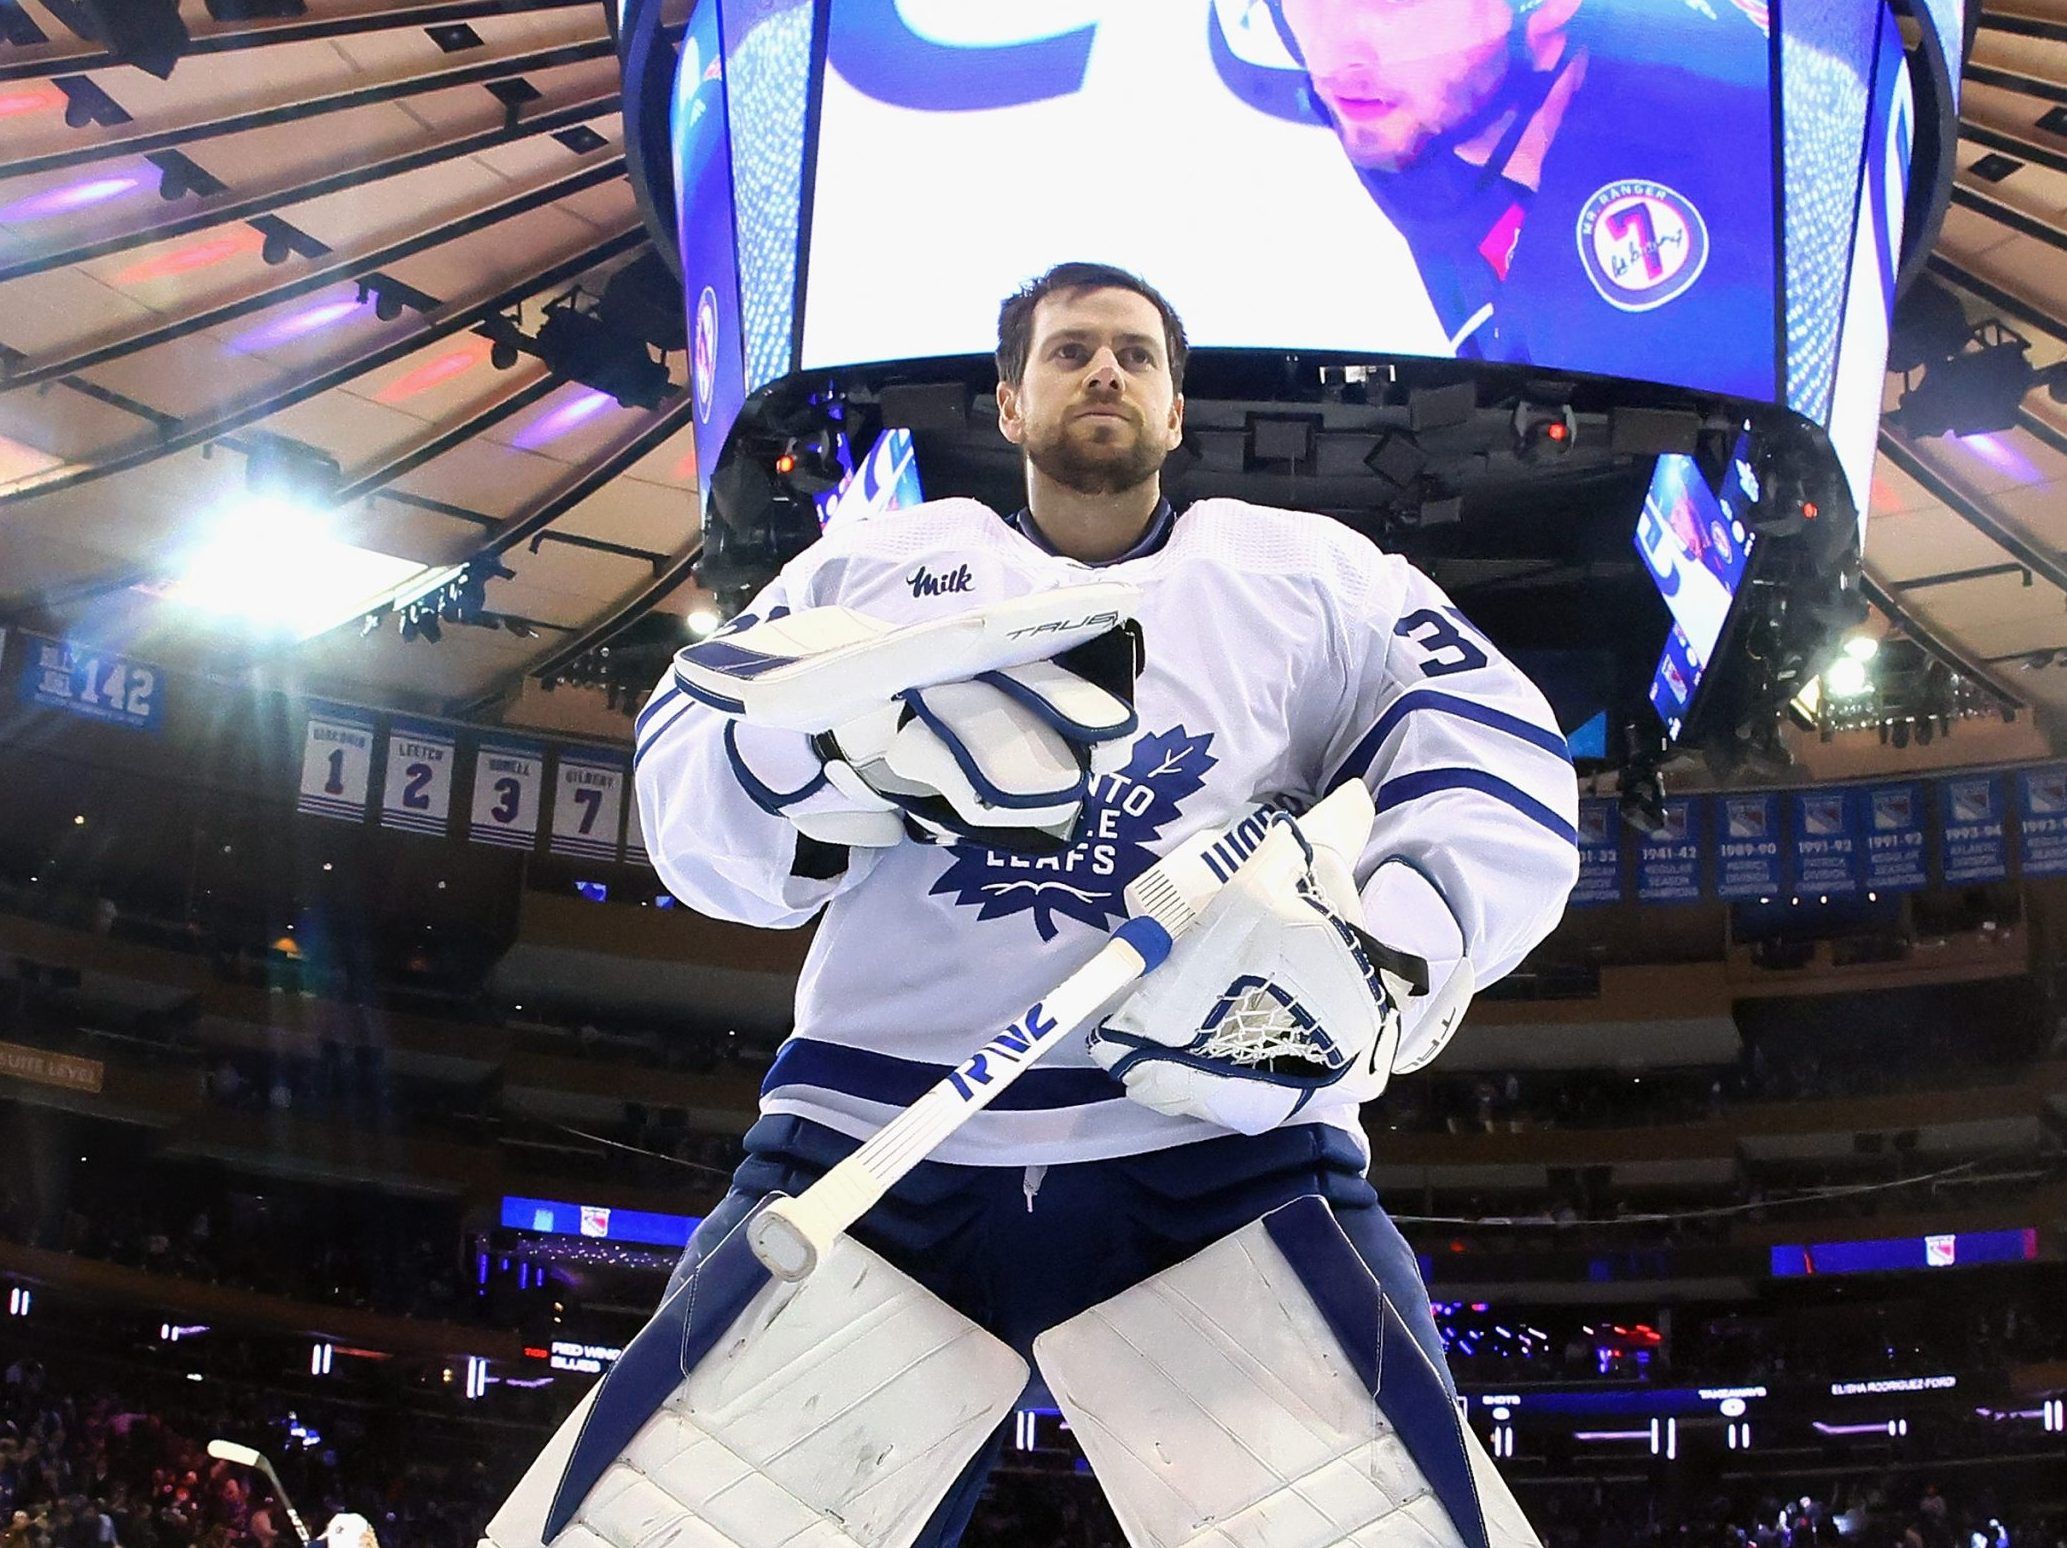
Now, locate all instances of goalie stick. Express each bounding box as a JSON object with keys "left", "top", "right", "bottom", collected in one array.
[{"left": 746, "top": 779, "right": 1378, "bottom": 1280}]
